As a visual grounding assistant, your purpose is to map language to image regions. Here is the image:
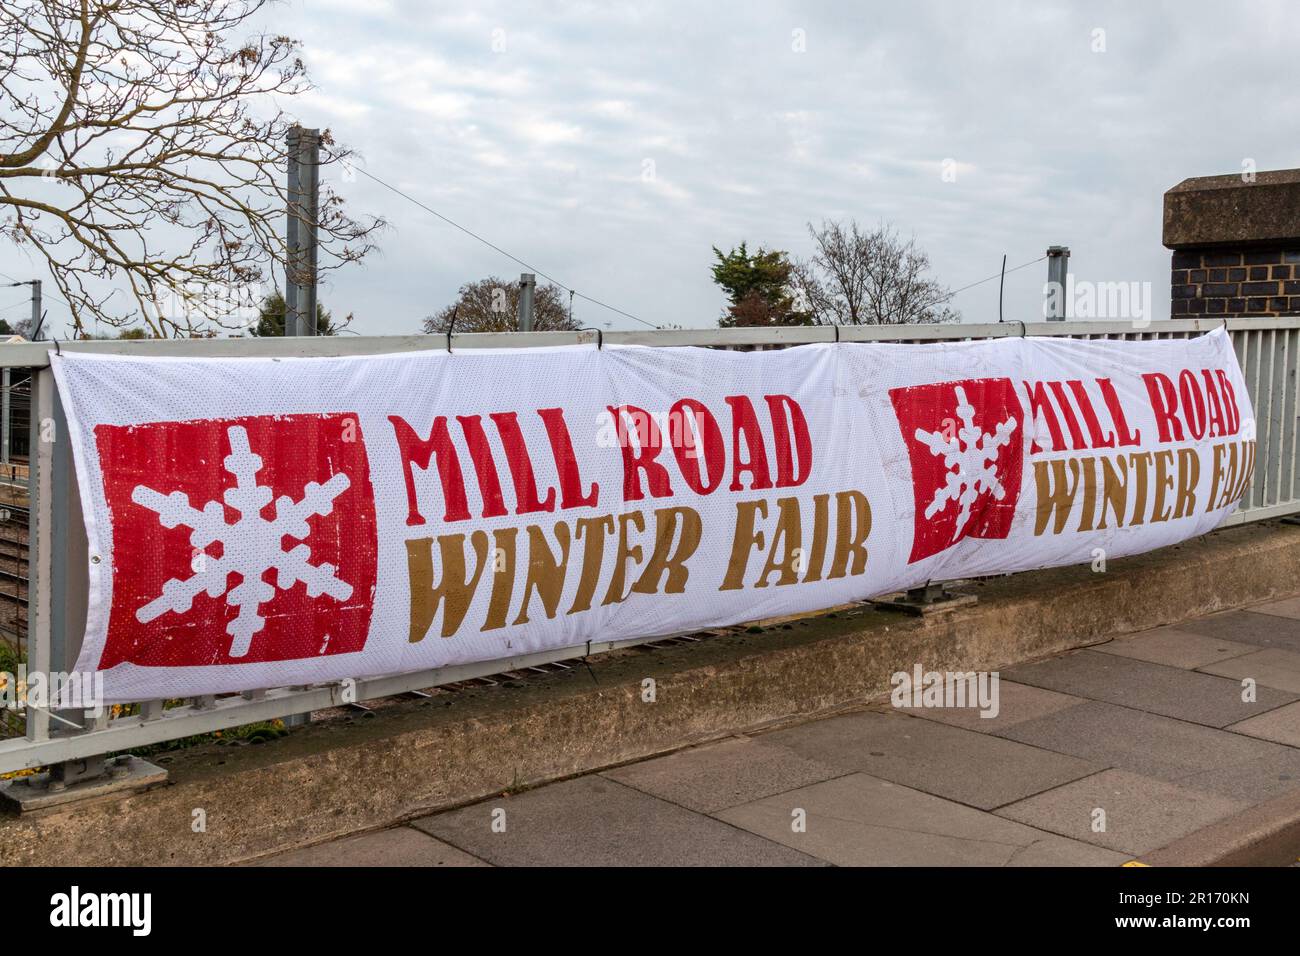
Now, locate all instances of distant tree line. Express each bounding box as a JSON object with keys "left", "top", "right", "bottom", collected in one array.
[
  {"left": 712, "top": 220, "right": 957, "bottom": 328},
  {"left": 423, "top": 277, "right": 579, "bottom": 333},
  {"left": 412, "top": 220, "right": 954, "bottom": 334}
]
